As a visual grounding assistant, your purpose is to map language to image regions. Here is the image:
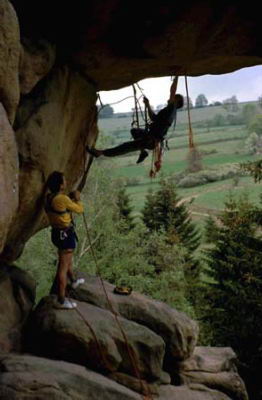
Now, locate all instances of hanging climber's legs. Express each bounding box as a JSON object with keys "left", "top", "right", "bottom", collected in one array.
[
  {"left": 86, "top": 135, "right": 155, "bottom": 161},
  {"left": 87, "top": 137, "right": 147, "bottom": 158},
  {"left": 136, "top": 149, "right": 149, "bottom": 164}
]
